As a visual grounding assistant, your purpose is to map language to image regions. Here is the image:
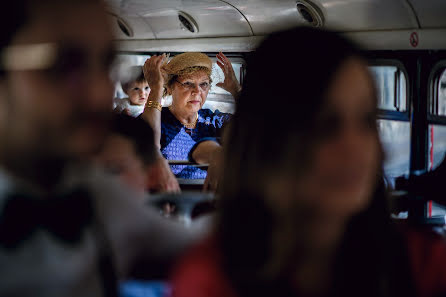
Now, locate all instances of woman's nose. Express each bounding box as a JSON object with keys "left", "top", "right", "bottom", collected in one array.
[
  {"left": 337, "top": 124, "right": 372, "bottom": 157},
  {"left": 191, "top": 84, "right": 201, "bottom": 93}
]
